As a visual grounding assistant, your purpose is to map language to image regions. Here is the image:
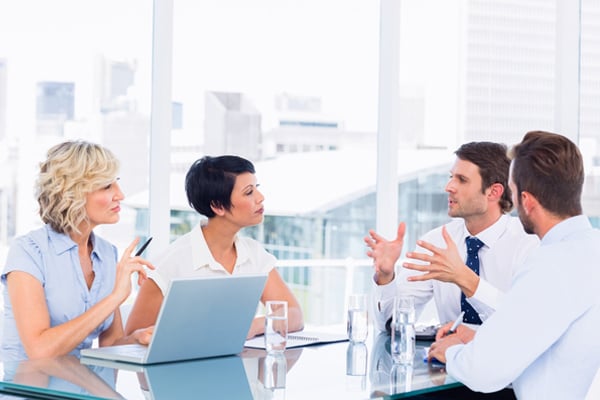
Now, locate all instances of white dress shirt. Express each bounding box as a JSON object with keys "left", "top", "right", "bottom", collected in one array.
[
  {"left": 445, "top": 215, "right": 600, "bottom": 399},
  {"left": 372, "top": 214, "right": 539, "bottom": 329},
  {"left": 147, "top": 223, "right": 275, "bottom": 295}
]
